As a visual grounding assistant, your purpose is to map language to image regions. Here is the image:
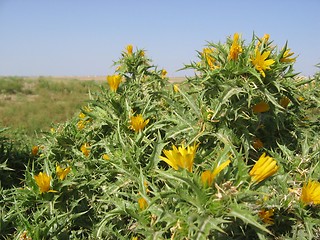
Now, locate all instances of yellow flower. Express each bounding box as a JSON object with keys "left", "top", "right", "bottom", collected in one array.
[
  {"left": 279, "top": 97, "right": 290, "bottom": 108},
  {"left": 106, "top": 75, "right": 122, "bottom": 92},
  {"left": 259, "top": 34, "right": 270, "bottom": 45},
  {"left": 56, "top": 165, "right": 71, "bottom": 180},
  {"left": 228, "top": 33, "right": 242, "bottom": 60},
  {"left": 81, "top": 143, "right": 90, "bottom": 157},
  {"left": 79, "top": 112, "right": 86, "bottom": 119},
  {"left": 34, "top": 172, "right": 55, "bottom": 193},
  {"left": 256, "top": 34, "right": 270, "bottom": 48},
  {"left": 173, "top": 84, "right": 179, "bottom": 92},
  {"left": 77, "top": 120, "right": 86, "bottom": 130},
  {"left": 249, "top": 153, "right": 279, "bottom": 183},
  {"left": 252, "top": 101, "right": 270, "bottom": 113},
  {"left": 31, "top": 146, "right": 39, "bottom": 156},
  {"left": 139, "top": 50, "right": 145, "bottom": 57},
  {"left": 138, "top": 197, "right": 148, "bottom": 210},
  {"left": 258, "top": 208, "right": 275, "bottom": 225},
  {"left": 250, "top": 50, "right": 275, "bottom": 77},
  {"left": 159, "top": 143, "right": 199, "bottom": 172},
  {"left": 280, "top": 49, "right": 296, "bottom": 63},
  {"left": 262, "top": 34, "right": 270, "bottom": 43},
  {"left": 130, "top": 114, "right": 149, "bottom": 132},
  {"left": 161, "top": 69, "right": 167, "bottom": 79},
  {"left": 126, "top": 44, "right": 133, "bottom": 55},
  {"left": 102, "top": 154, "right": 110, "bottom": 161},
  {"left": 300, "top": 180, "right": 320, "bottom": 205},
  {"left": 252, "top": 138, "right": 264, "bottom": 150},
  {"left": 201, "top": 160, "right": 231, "bottom": 187},
  {"left": 202, "top": 47, "right": 217, "bottom": 69}
]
